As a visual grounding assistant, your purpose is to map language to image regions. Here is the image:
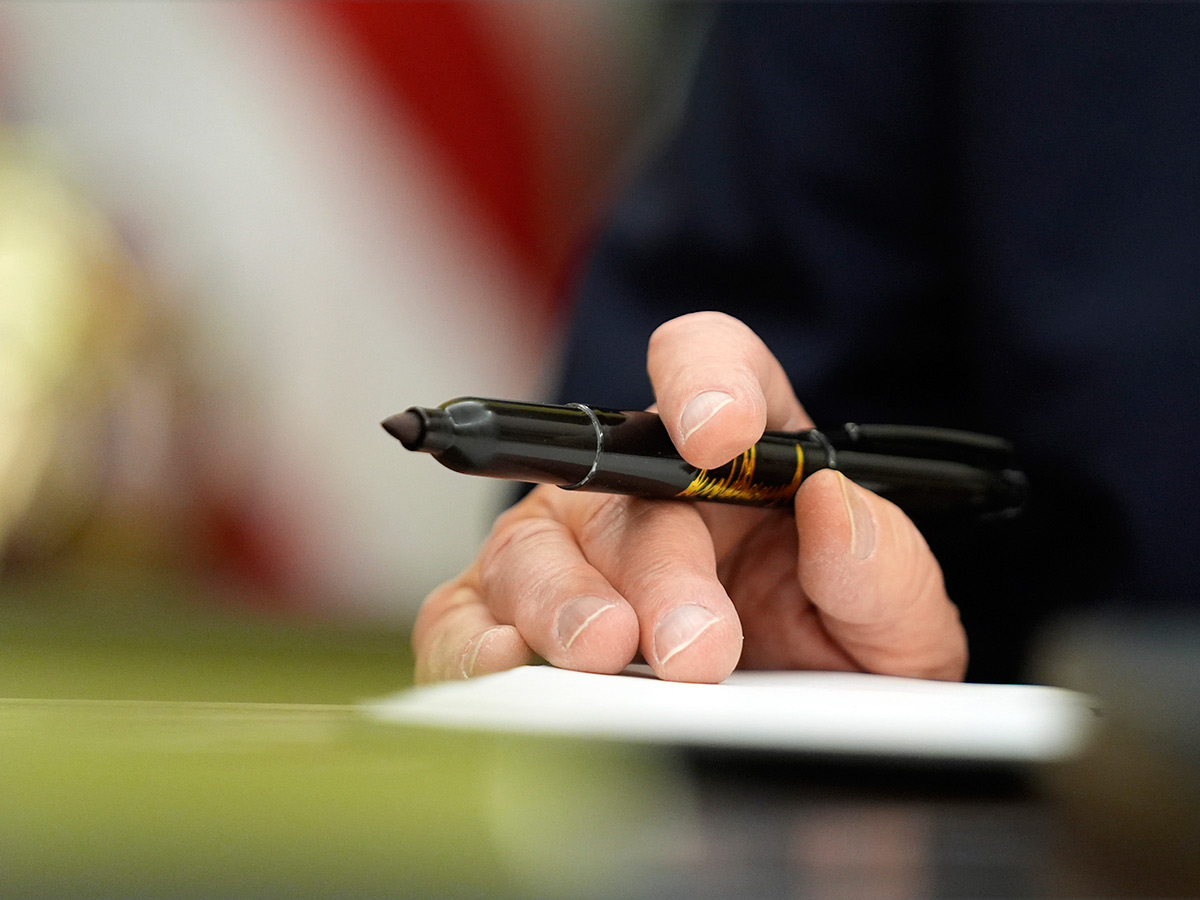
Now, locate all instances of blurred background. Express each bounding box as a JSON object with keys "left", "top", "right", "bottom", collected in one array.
[
  {"left": 0, "top": 1, "right": 692, "bottom": 618},
  {"left": 4, "top": 6, "right": 1200, "bottom": 897}
]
